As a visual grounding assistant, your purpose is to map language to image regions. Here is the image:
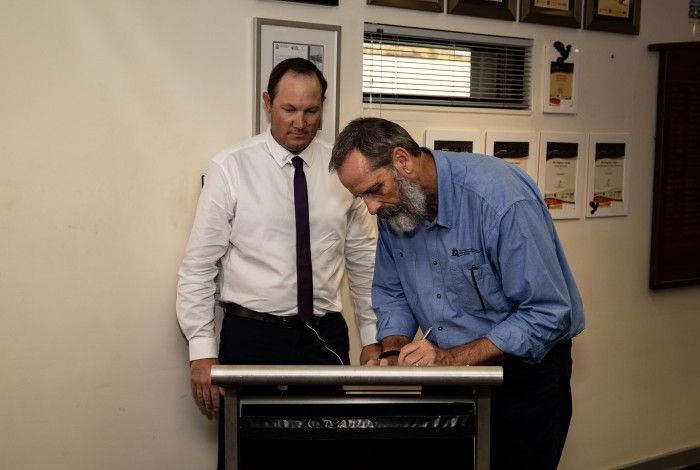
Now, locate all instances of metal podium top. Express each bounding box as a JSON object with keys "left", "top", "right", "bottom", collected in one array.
[{"left": 211, "top": 365, "right": 503, "bottom": 387}]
